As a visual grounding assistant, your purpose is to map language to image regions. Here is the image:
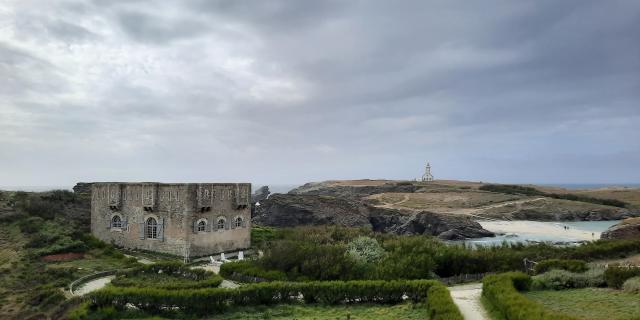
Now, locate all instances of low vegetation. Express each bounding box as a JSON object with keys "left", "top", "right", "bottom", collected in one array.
[
  {"left": 531, "top": 268, "right": 605, "bottom": 290},
  {"left": 622, "top": 276, "right": 640, "bottom": 294},
  {"left": 534, "top": 259, "right": 588, "bottom": 274},
  {"left": 0, "top": 190, "right": 138, "bottom": 319},
  {"left": 604, "top": 265, "right": 640, "bottom": 289},
  {"left": 86, "top": 279, "right": 461, "bottom": 318},
  {"left": 482, "top": 272, "right": 578, "bottom": 320},
  {"left": 479, "top": 184, "right": 629, "bottom": 208},
  {"left": 71, "top": 301, "right": 433, "bottom": 320},
  {"left": 223, "top": 226, "right": 640, "bottom": 281},
  {"left": 111, "top": 261, "right": 223, "bottom": 290},
  {"left": 525, "top": 288, "right": 640, "bottom": 320}
]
